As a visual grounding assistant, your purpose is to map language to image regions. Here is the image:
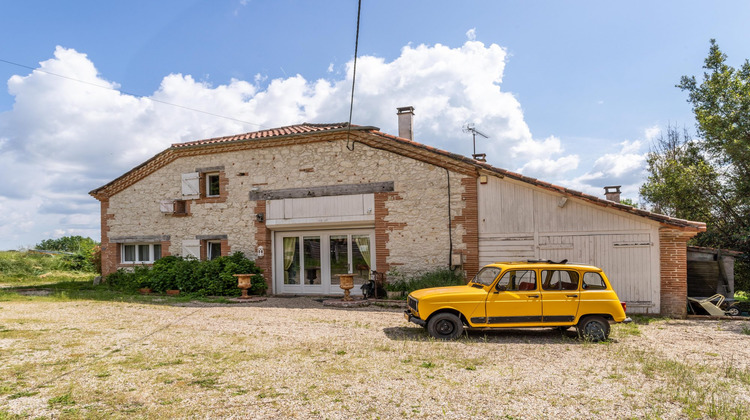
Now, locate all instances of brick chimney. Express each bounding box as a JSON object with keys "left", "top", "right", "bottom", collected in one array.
[
  {"left": 397, "top": 106, "right": 414, "bottom": 140},
  {"left": 604, "top": 186, "right": 621, "bottom": 203}
]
